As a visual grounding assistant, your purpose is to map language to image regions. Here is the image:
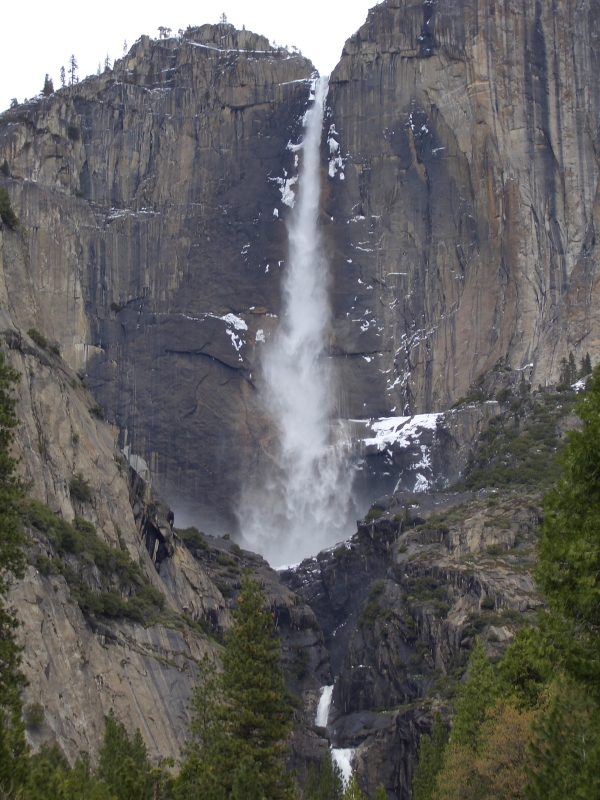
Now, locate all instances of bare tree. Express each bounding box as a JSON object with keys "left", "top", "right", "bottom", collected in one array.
[{"left": 123, "top": 39, "right": 127, "bottom": 55}]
